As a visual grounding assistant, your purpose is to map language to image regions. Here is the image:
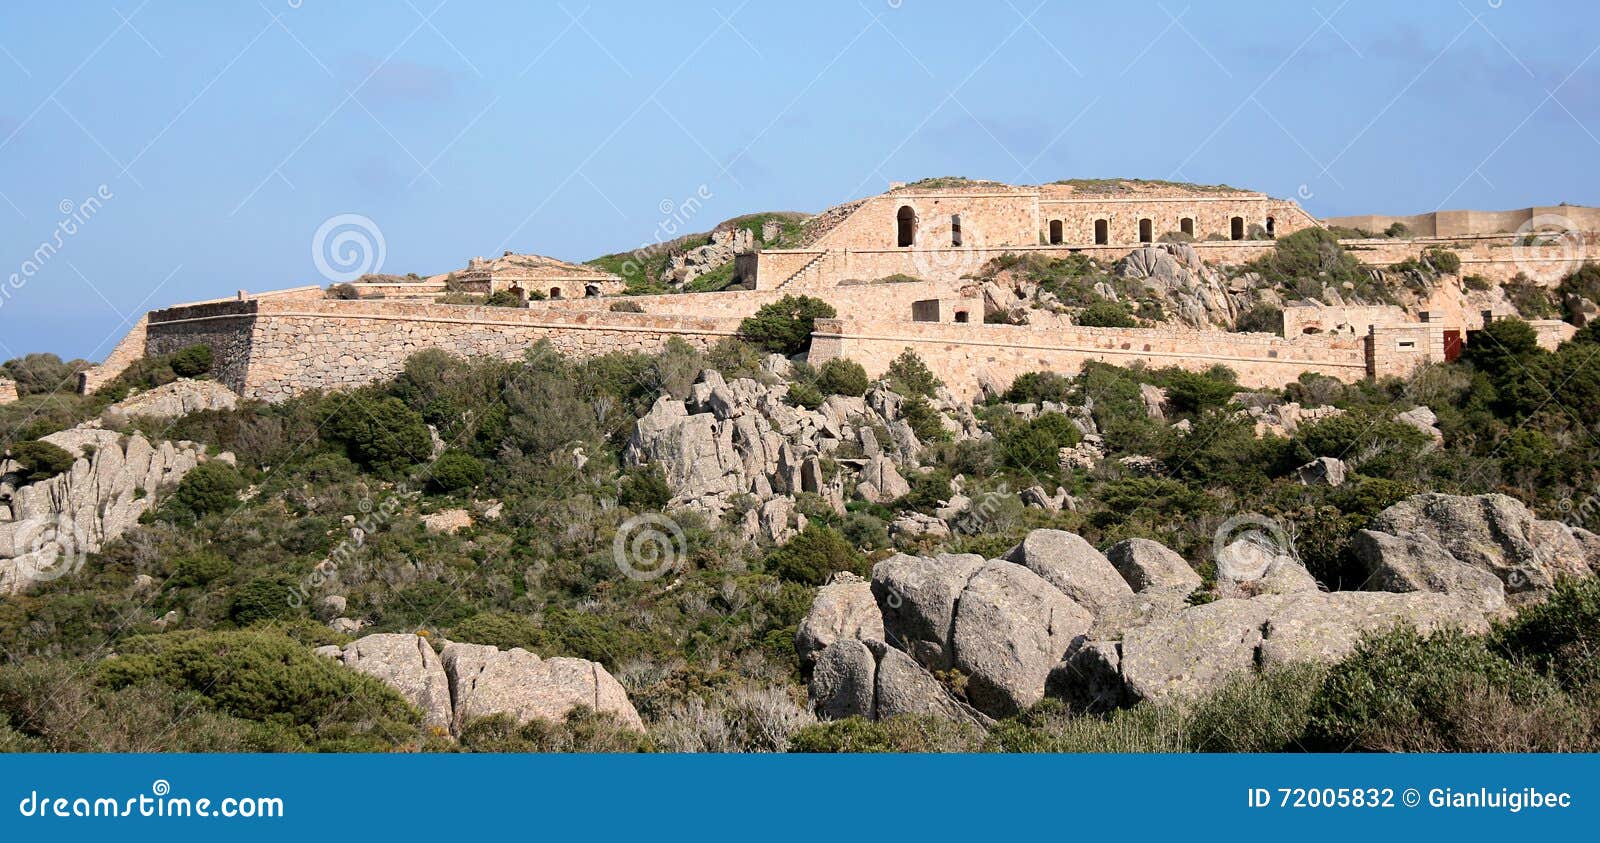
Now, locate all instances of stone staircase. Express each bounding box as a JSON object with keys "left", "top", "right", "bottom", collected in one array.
[{"left": 775, "top": 250, "right": 834, "bottom": 290}]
